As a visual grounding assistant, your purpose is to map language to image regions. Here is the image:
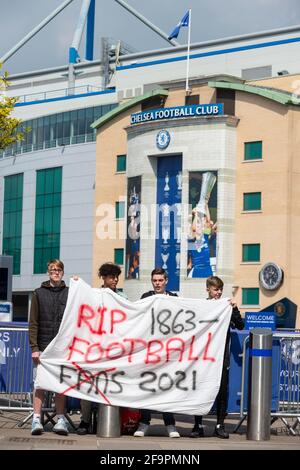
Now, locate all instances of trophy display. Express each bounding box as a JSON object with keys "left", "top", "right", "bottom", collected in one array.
[
  {"left": 175, "top": 252, "right": 180, "bottom": 269},
  {"left": 161, "top": 252, "right": 169, "bottom": 269},
  {"left": 196, "top": 172, "right": 216, "bottom": 215},
  {"left": 164, "top": 172, "right": 170, "bottom": 191},
  {"left": 162, "top": 226, "right": 170, "bottom": 244},
  {"left": 176, "top": 171, "right": 182, "bottom": 191},
  {"left": 162, "top": 203, "right": 170, "bottom": 217}
]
